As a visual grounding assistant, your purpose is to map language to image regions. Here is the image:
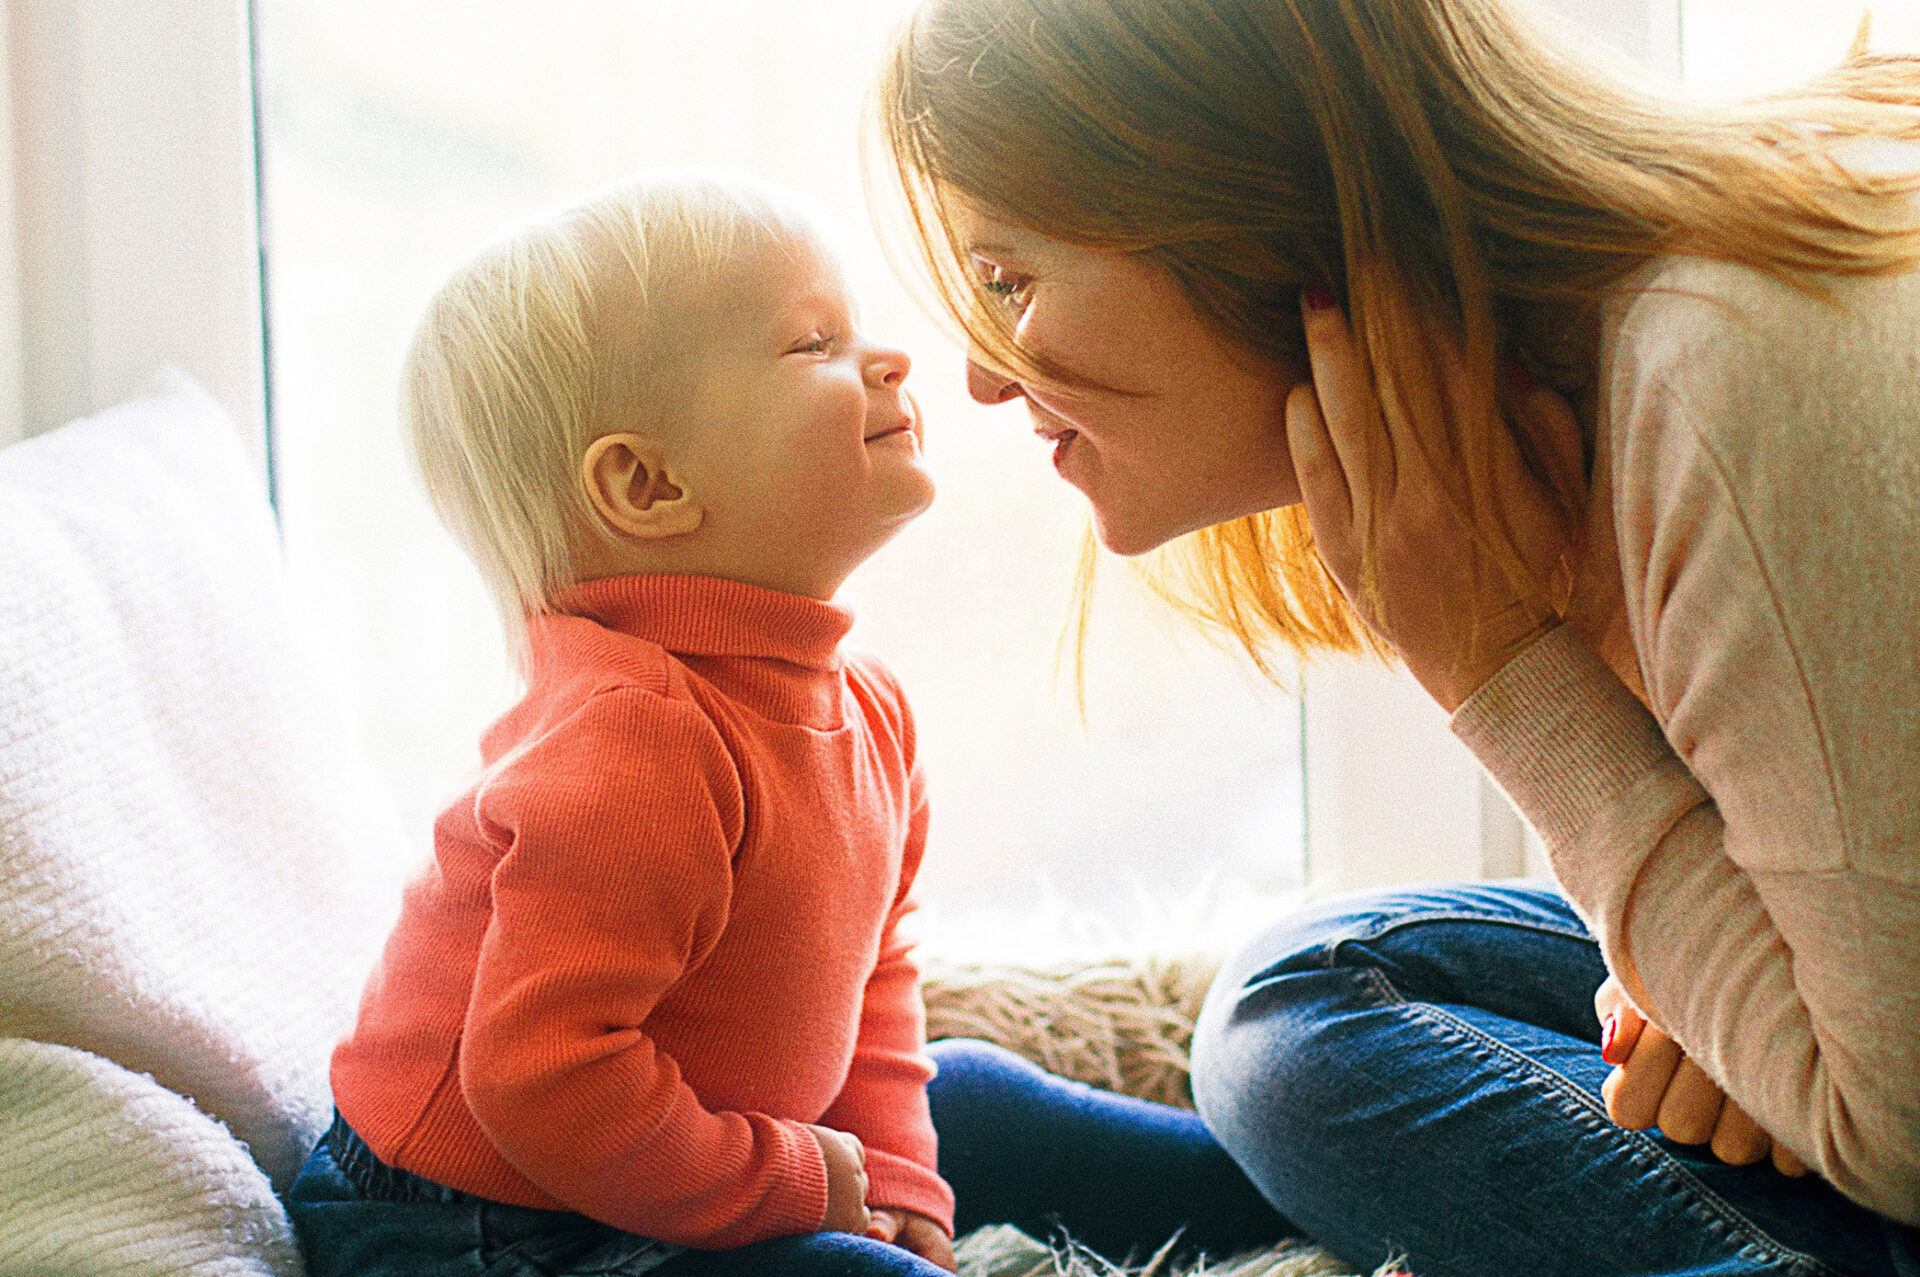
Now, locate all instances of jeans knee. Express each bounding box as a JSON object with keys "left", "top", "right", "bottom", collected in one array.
[
  {"left": 928, "top": 1036, "right": 1012, "bottom": 1073},
  {"left": 927, "top": 1037, "right": 1028, "bottom": 1094},
  {"left": 1192, "top": 959, "right": 1330, "bottom": 1157},
  {"left": 926, "top": 1037, "right": 1044, "bottom": 1127},
  {"left": 1193, "top": 883, "right": 1589, "bottom": 1166},
  {"left": 1192, "top": 890, "right": 1444, "bottom": 1153}
]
